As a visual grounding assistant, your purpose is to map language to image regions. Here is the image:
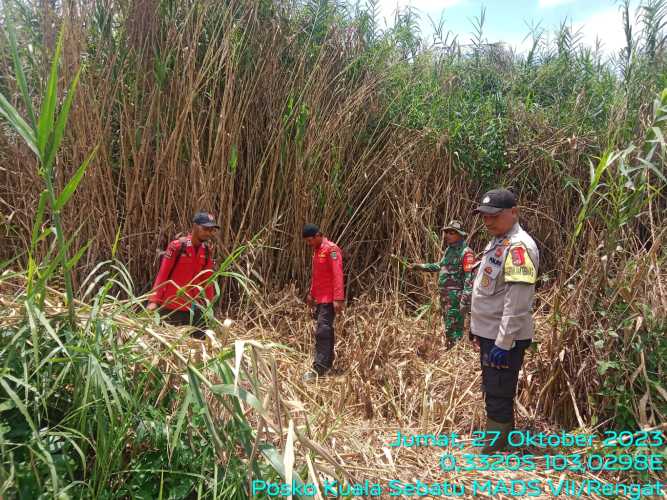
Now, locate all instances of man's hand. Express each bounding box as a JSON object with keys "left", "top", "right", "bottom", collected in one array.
[
  {"left": 469, "top": 332, "right": 480, "bottom": 352},
  {"left": 408, "top": 263, "right": 418, "bottom": 271},
  {"left": 147, "top": 302, "right": 159, "bottom": 312},
  {"left": 485, "top": 345, "right": 510, "bottom": 369},
  {"left": 333, "top": 300, "right": 345, "bottom": 314}
]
